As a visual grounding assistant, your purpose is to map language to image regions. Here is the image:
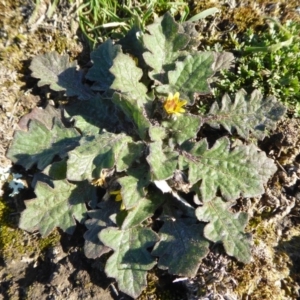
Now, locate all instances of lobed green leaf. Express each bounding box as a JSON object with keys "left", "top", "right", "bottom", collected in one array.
[
  {"left": 121, "top": 191, "right": 164, "bottom": 230},
  {"left": 112, "top": 92, "right": 151, "bottom": 139},
  {"left": 147, "top": 141, "right": 178, "bottom": 180},
  {"left": 17, "top": 104, "right": 60, "bottom": 131},
  {"left": 64, "top": 95, "right": 120, "bottom": 134},
  {"left": 118, "top": 26, "right": 146, "bottom": 67},
  {"left": 206, "top": 89, "right": 286, "bottom": 140},
  {"left": 212, "top": 52, "right": 235, "bottom": 73},
  {"left": 43, "top": 159, "right": 67, "bottom": 180},
  {"left": 30, "top": 51, "right": 94, "bottom": 100},
  {"left": 19, "top": 180, "right": 87, "bottom": 236},
  {"left": 7, "top": 118, "right": 80, "bottom": 170},
  {"left": 118, "top": 166, "right": 150, "bottom": 210},
  {"left": 86, "top": 39, "right": 122, "bottom": 91},
  {"left": 143, "top": 12, "right": 190, "bottom": 83},
  {"left": 162, "top": 113, "right": 202, "bottom": 145},
  {"left": 196, "top": 197, "right": 252, "bottom": 263},
  {"left": 156, "top": 53, "right": 215, "bottom": 103},
  {"left": 180, "top": 137, "right": 277, "bottom": 201},
  {"left": 181, "top": 22, "right": 201, "bottom": 51},
  {"left": 152, "top": 218, "right": 209, "bottom": 277},
  {"left": 67, "top": 133, "right": 143, "bottom": 181},
  {"left": 110, "top": 52, "right": 148, "bottom": 105},
  {"left": 84, "top": 200, "right": 119, "bottom": 259},
  {"left": 100, "top": 227, "right": 158, "bottom": 298},
  {"left": 148, "top": 125, "right": 167, "bottom": 141}
]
